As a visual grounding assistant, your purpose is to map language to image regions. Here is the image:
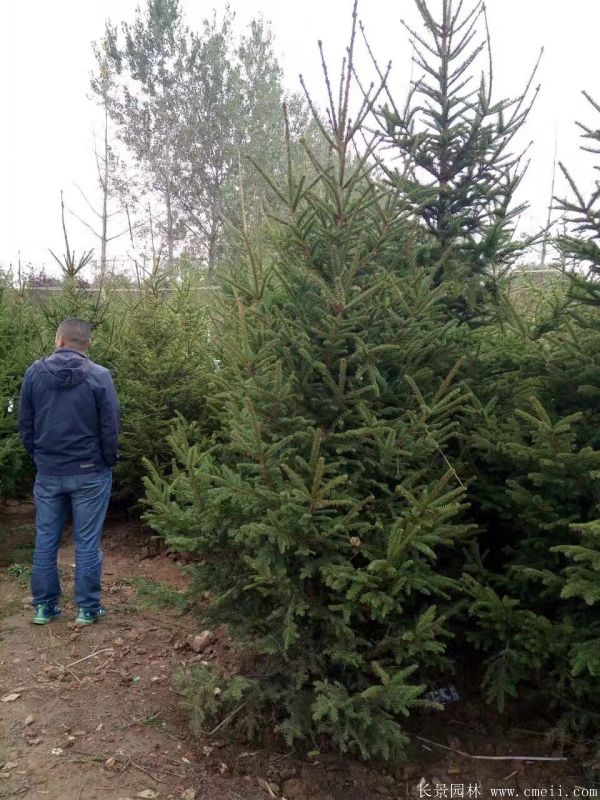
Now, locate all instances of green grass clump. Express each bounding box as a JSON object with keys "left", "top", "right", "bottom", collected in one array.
[
  {"left": 6, "top": 562, "right": 32, "bottom": 585},
  {"left": 126, "top": 576, "right": 188, "bottom": 613}
]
